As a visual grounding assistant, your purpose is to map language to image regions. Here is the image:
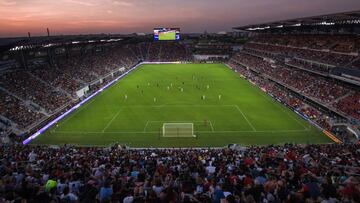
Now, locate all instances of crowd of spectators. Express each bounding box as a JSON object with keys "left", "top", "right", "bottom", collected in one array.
[
  {"left": 286, "top": 60, "right": 330, "bottom": 75},
  {"left": 229, "top": 52, "right": 359, "bottom": 123},
  {"left": 1, "top": 139, "right": 359, "bottom": 203},
  {"left": 250, "top": 34, "right": 359, "bottom": 53},
  {"left": 158, "top": 42, "right": 192, "bottom": 62},
  {"left": 0, "top": 42, "right": 191, "bottom": 131},
  {"left": 0, "top": 90, "right": 44, "bottom": 128},
  {"left": 244, "top": 34, "right": 360, "bottom": 69},
  {"left": 0, "top": 71, "right": 69, "bottom": 112},
  {"left": 31, "top": 64, "right": 82, "bottom": 95},
  {"left": 334, "top": 93, "right": 360, "bottom": 120},
  {"left": 227, "top": 61, "right": 336, "bottom": 132}
]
